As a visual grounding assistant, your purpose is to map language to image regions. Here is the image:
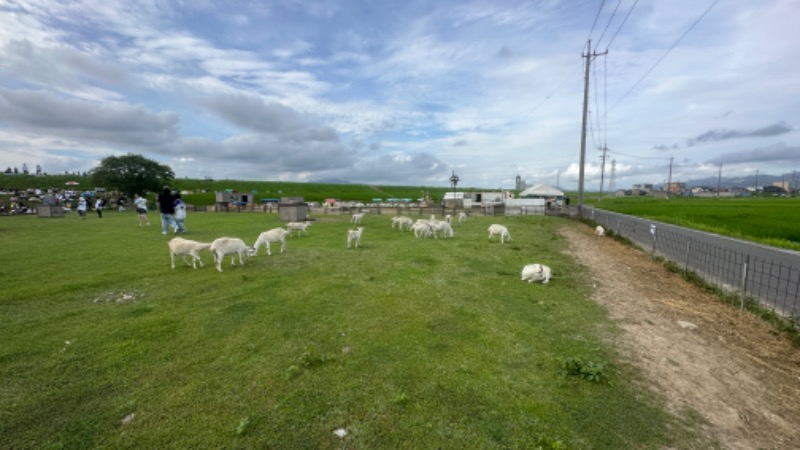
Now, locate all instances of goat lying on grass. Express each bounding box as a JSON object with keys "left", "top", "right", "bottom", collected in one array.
[
  {"left": 347, "top": 227, "right": 363, "bottom": 248},
  {"left": 254, "top": 228, "right": 291, "bottom": 256},
  {"left": 287, "top": 221, "right": 312, "bottom": 236},
  {"left": 521, "top": 264, "right": 552, "bottom": 284},
  {"left": 168, "top": 237, "right": 211, "bottom": 269},
  {"left": 210, "top": 237, "right": 255, "bottom": 273},
  {"left": 487, "top": 224, "right": 512, "bottom": 243}
]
